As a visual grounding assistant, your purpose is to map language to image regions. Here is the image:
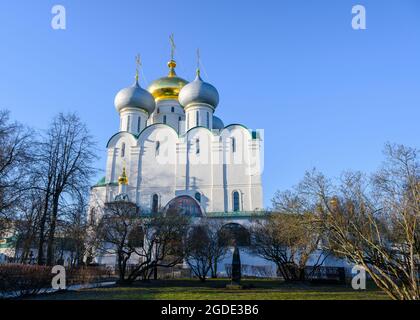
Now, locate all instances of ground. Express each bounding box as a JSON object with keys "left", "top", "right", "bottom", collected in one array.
[{"left": 31, "top": 279, "right": 388, "bottom": 300}]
